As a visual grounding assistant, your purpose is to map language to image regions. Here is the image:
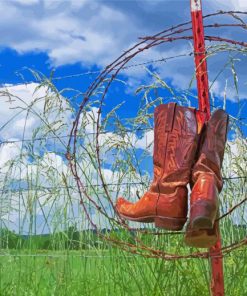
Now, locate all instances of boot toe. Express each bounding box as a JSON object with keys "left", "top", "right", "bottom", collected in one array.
[{"left": 115, "top": 197, "right": 132, "bottom": 214}]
